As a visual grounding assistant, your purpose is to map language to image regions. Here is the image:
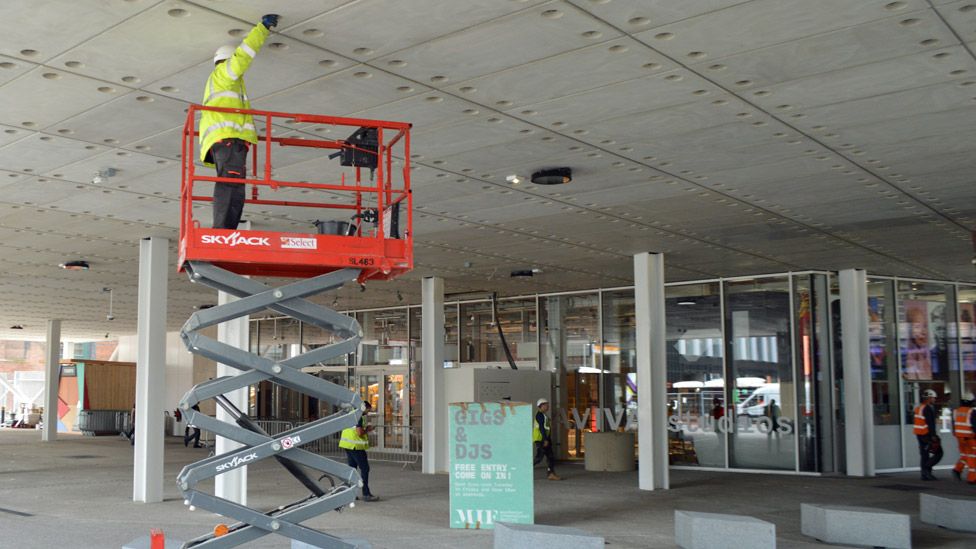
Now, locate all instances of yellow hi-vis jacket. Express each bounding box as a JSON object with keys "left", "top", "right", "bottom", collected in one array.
[
  {"left": 339, "top": 420, "right": 369, "bottom": 450},
  {"left": 532, "top": 412, "right": 550, "bottom": 443},
  {"left": 199, "top": 23, "right": 269, "bottom": 167}
]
